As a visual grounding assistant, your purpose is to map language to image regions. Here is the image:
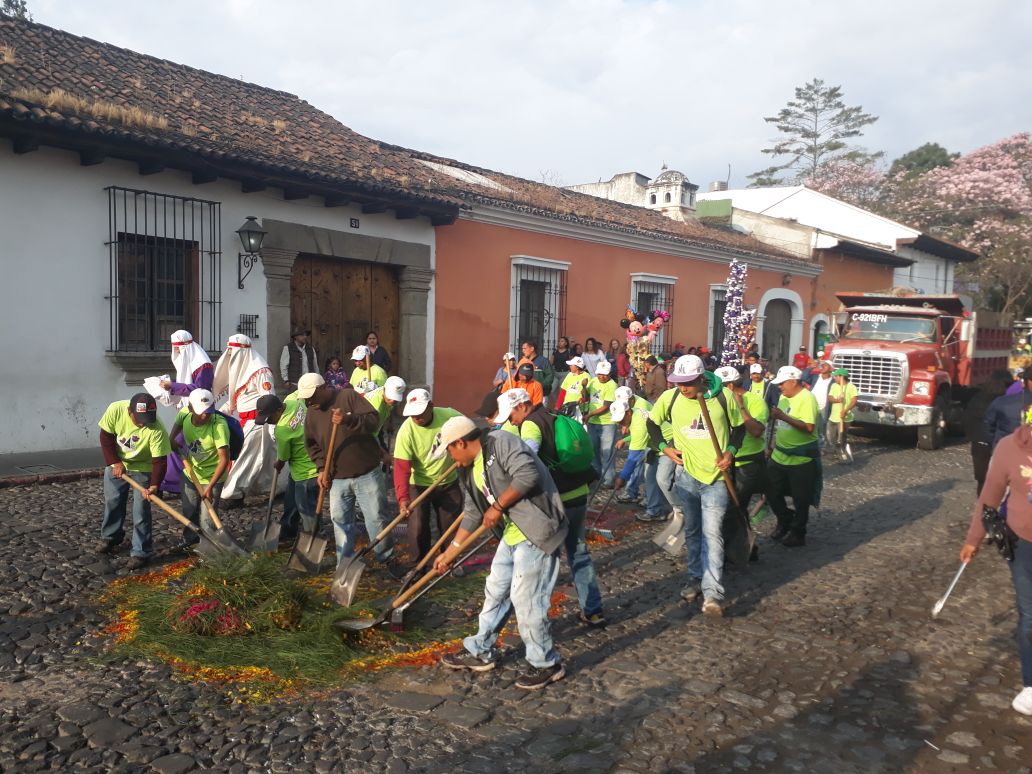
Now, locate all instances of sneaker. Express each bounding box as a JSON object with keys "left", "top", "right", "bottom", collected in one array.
[
  {"left": 769, "top": 525, "right": 789, "bottom": 541},
  {"left": 579, "top": 611, "right": 607, "bottom": 628},
  {"left": 440, "top": 650, "right": 497, "bottom": 672},
  {"left": 781, "top": 532, "right": 806, "bottom": 548},
  {"left": 702, "top": 599, "right": 724, "bottom": 617},
  {"left": 95, "top": 538, "right": 122, "bottom": 554},
  {"left": 516, "top": 663, "right": 565, "bottom": 690},
  {"left": 616, "top": 492, "right": 637, "bottom": 503},
  {"left": 680, "top": 579, "right": 703, "bottom": 602},
  {"left": 126, "top": 556, "right": 149, "bottom": 571},
  {"left": 636, "top": 511, "right": 666, "bottom": 523},
  {"left": 1014, "top": 686, "right": 1032, "bottom": 716}
]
